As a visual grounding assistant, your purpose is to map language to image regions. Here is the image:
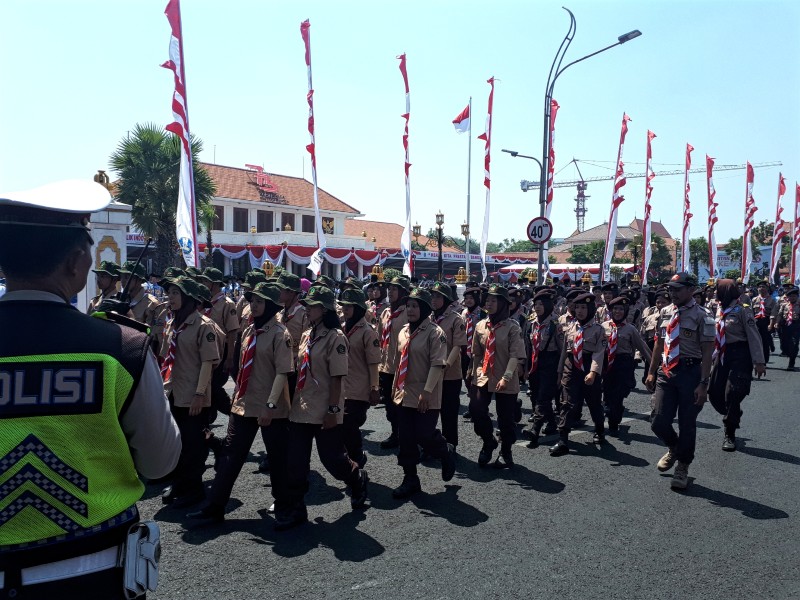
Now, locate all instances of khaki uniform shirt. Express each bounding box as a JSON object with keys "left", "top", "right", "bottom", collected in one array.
[
  {"left": 602, "top": 321, "right": 652, "bottom": 359},
  {"left": 86, "top": 291, "right": 115, "bottom": 314},
  {"left": 343, "top": 318, "right": 381, "bottom": 402},
  {"left": 151, "top": 300, "right": 170, "bottom": 345},
  {"left": 289, "top": 326, "right": 349, "bottom": 425},
  {"left": 129, "top": 288, "right": 158, "bottom": 327},
  {"left": 554, "top": 297, "right": 567, "bottom": 316},
  {"left": 641, "top": 307, "right": 660, "bottom": 340},
  {"left": 716, "top": 302, "right": 765, "bottom": 364},
  {"left": 471, "top": 318, "right": 526, "bottom": 394},
  {"left": 432, "top": 306, "right": 468, "bottom": 381},
  {"left": 558, "top": 312, "right": 576, "bottom": 333},
  {"left": 392, "top": 321, "right": 447, "bottom": 409},
  {"left": 753, "top": 294, "right": 777, "bottom": 320},
  {"left": 530, "top": 312, "right": 564, "bottom": 355},
  {"left": 558, "top": 320, "right": 606, "bottom": 375},
  {"left": 162, "top": 311, "right": 221, "bottom": 408},
  {"left": 656, "top": 301, "right": 715, "bottom": 359},
  {"left": 595, "top": 305, "right": 612, "bottom": 324},
  {"left": 776, "top": 299, "right": 800, "bottom": 327},
  {"left": 231, "top": 317, "right": 294, "bottom": 419},
  {"left": 206, "top": 293, "right": 240, "bottom": 336},
  {"left": 626, "top": 302, "right": 644, "bottom": 329},
  {"left": 280, "top": 301, "right": 310, "bottom": 368},
  {"left": 236, "top": 295, "right": 249, "bottom": 323},
  {"left": 379, "top": 304, "right": 408, "bottom": 374}
]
